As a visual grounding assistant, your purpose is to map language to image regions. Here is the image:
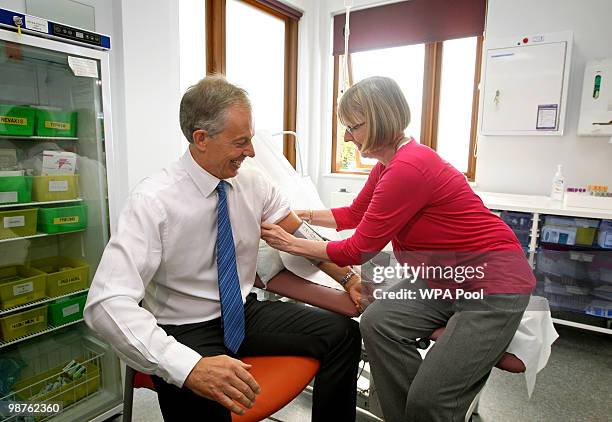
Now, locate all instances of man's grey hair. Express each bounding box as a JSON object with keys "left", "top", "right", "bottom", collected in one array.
[{"left": 179, "top": 75, "right": 251, "bottom": 143}]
